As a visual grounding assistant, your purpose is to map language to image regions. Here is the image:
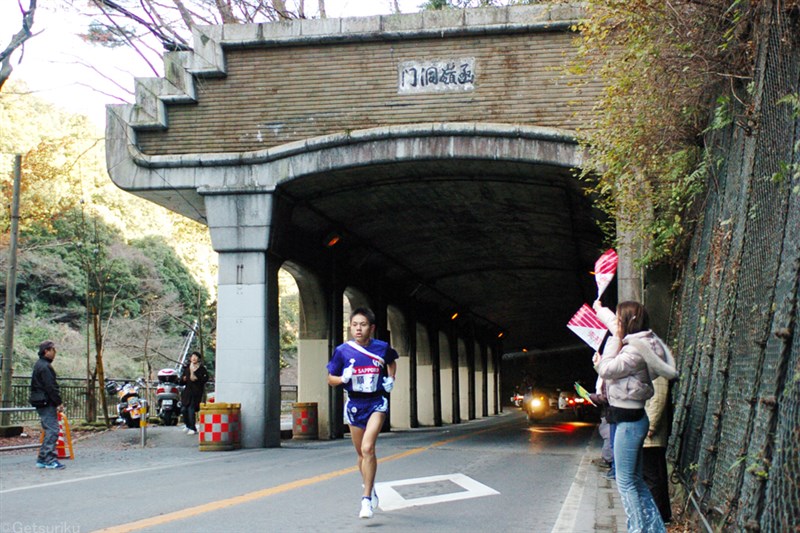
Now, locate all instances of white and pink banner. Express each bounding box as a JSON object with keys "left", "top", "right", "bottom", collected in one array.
[
  {"left": 567, "top": 304, "right": 609, "bottom": 351},
  {"left": 593, "top": 249, "right": 618, "bottom": 299}
]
